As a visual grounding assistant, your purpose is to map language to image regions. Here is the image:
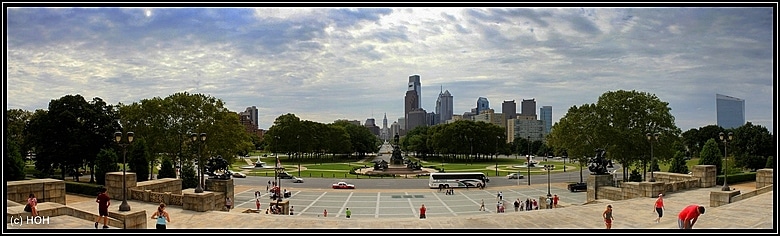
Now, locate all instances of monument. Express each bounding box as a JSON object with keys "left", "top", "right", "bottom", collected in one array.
[
  {"left": 588, "top": 148, "right": 610, "bottom": 175},
  {"left": 205, "top": 155, "right": 231, "bottom": 179}
]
